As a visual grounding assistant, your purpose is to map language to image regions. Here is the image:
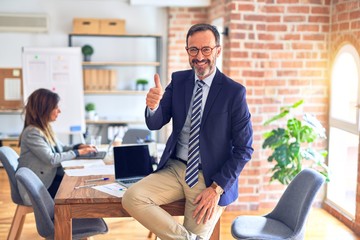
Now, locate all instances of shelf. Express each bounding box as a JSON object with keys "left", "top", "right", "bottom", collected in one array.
[
  {"left": 68, "top": 33, "right": 161, "bottom": 135},
  {"left": 84, "top": 90, "right": 147, "bottom": 95},
  {"left": 69, "top": 33, "right": 161, "bottom": 38},
  {"left": 0, "top": 109, "right": 22, "bottom": 114},
  {"left": 82, "top": 62, "right": 160, "bottom": 67},
  {"left": 86, "top": 119, "right": 144, "bottom": 125}
]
